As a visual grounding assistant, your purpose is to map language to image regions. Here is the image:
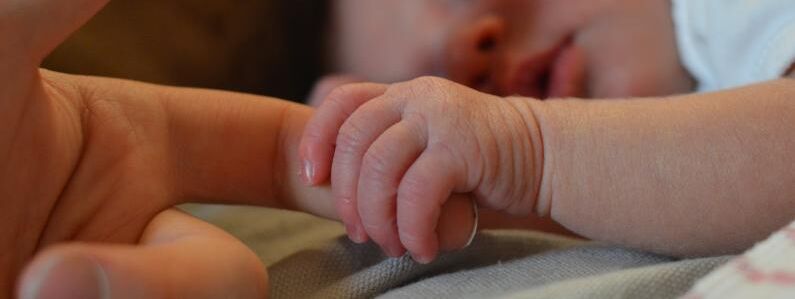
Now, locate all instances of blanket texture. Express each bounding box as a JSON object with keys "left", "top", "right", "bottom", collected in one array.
[{"left": 186, "top": 205, "right": 729, "bottom": 299}]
